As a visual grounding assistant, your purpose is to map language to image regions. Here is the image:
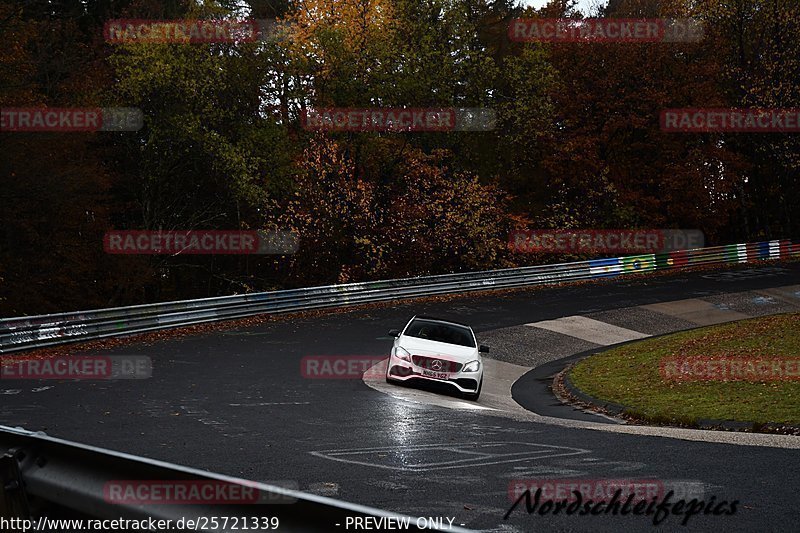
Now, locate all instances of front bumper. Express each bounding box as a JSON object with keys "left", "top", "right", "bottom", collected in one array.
[{"left": 386, "top": 354, "right": 482, "bottom": 393}]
